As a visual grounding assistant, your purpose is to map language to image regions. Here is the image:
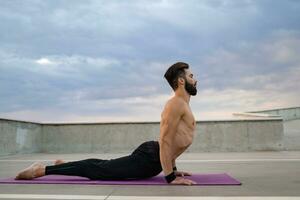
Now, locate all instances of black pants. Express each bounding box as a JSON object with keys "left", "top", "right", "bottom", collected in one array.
[{"left": 45, "top": 141, "right": 162, "bottom": 180}]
